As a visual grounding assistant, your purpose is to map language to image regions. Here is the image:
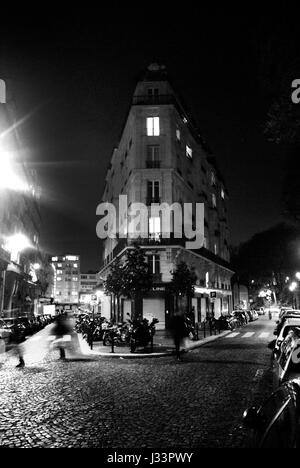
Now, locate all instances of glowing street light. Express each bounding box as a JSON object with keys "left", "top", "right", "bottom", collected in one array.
[
  {"left": 289, "top": 282, "right": 298, "bottom": 293},
  {"left": 4, "top": 233, "right": 32, "bottom": 263},
  {"left": 0, "top": 144, "right": 28, "bottom": 192}
]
